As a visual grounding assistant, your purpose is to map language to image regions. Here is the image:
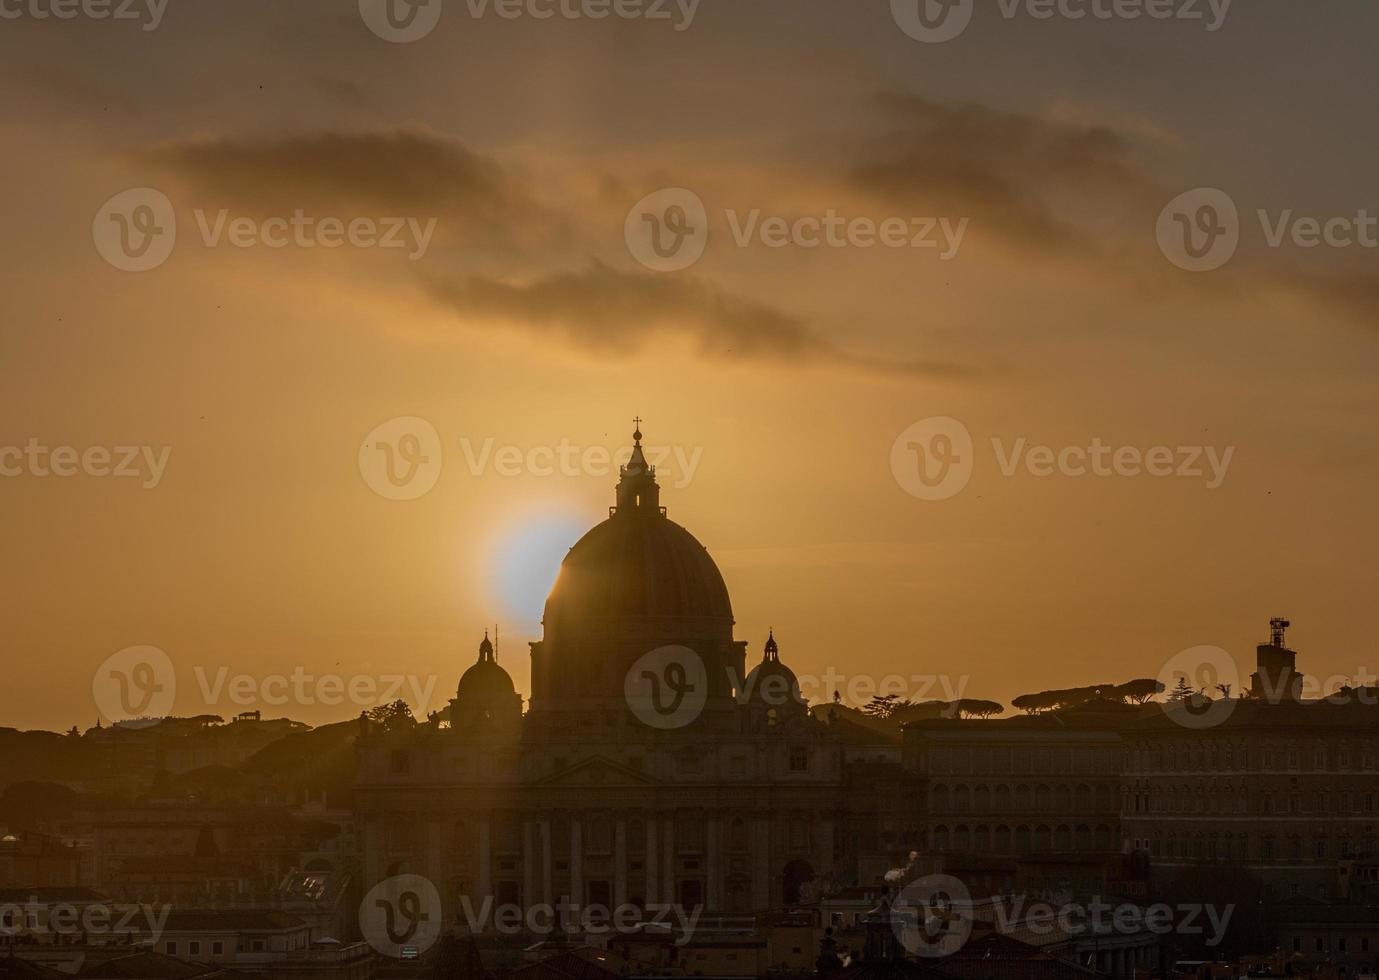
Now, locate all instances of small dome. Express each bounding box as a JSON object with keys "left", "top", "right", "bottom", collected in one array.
[
  {"left": 744, "top": 632, "right": 801, "bottom": 708},
  {"left": 455, "top": 633, "right": 515, "bottom": 704}
]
